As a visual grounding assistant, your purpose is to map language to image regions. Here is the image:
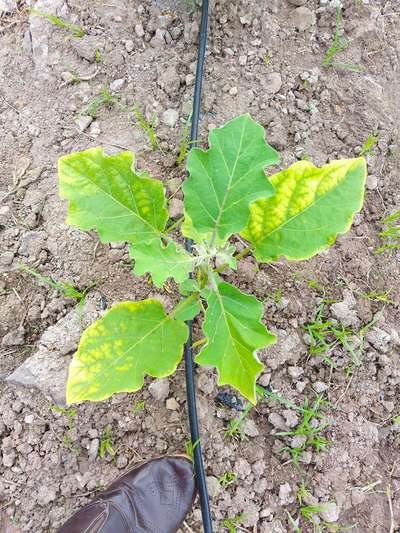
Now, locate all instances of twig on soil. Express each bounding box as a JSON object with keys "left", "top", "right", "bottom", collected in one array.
[
  {"left": 0, "top": 175, "right": 41, "bottom": 203},
  {"left": 183, "top": 521, "right": 195, "bottom": 533},
  {"left": 387, "top": 484, "right": 396, "bottom": 533},
  {"left": 78, "top": 131, "right": 132, "bottom": 152},
  {"left": 334, "top": 375, "right": 353, "bottom": 408}
]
